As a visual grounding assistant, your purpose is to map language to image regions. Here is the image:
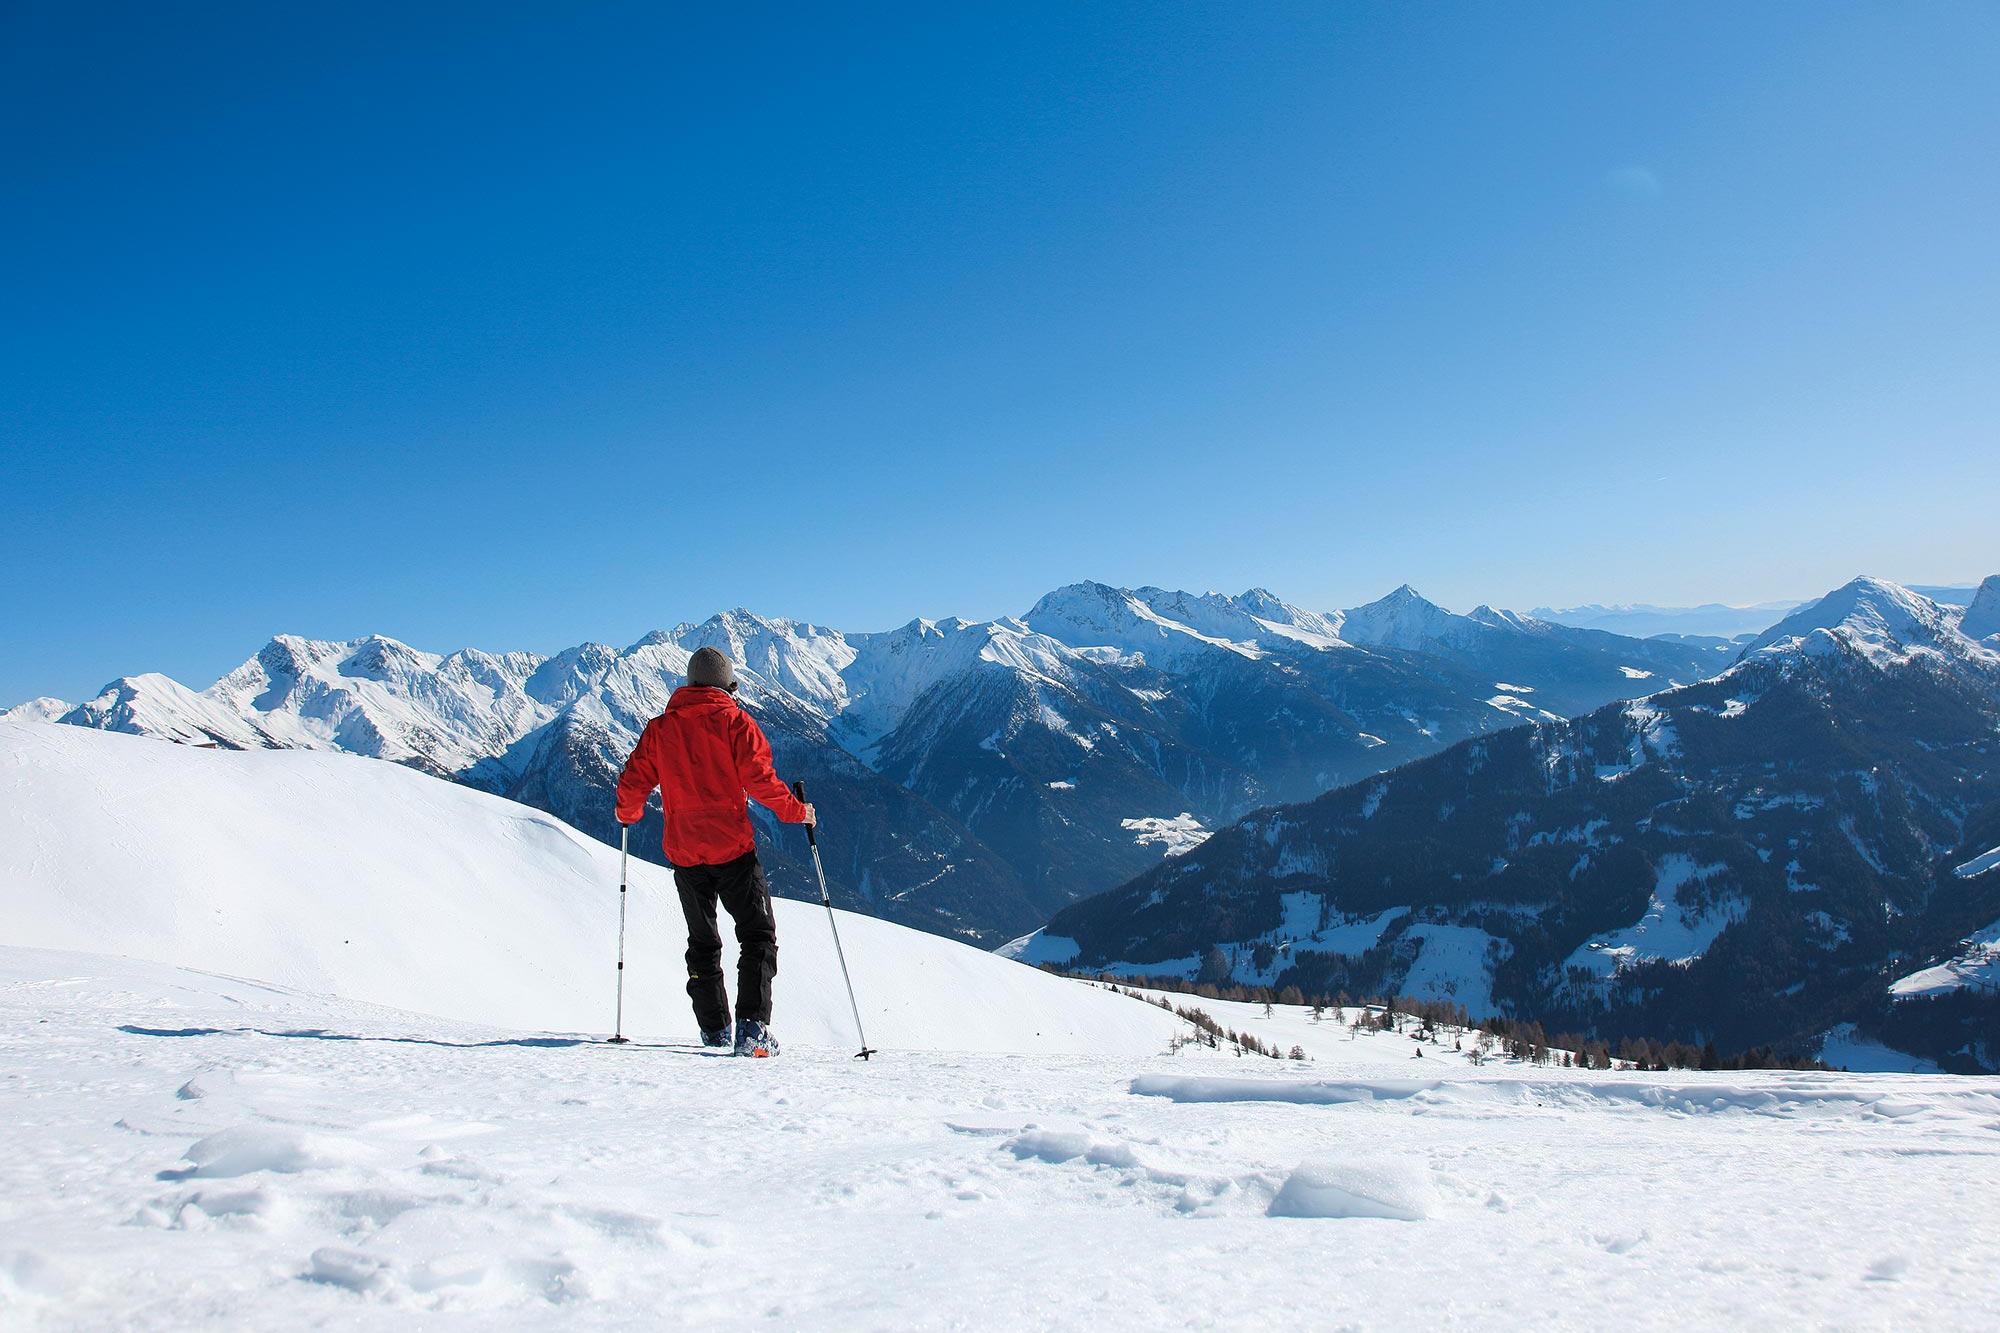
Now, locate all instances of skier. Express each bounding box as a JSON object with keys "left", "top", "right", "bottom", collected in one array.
[{"left": 615, "top": 646, "right": 814, "bottom": 1058}]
